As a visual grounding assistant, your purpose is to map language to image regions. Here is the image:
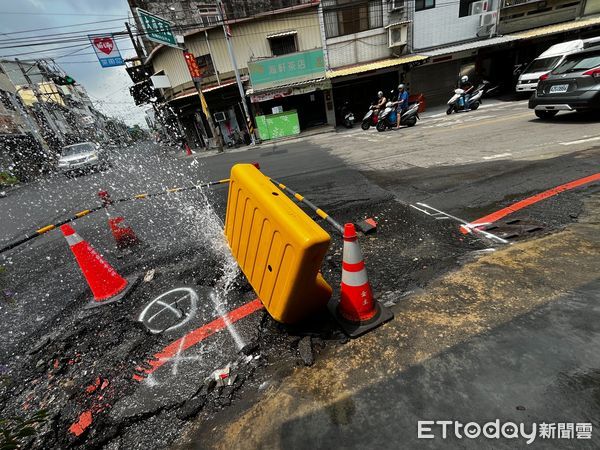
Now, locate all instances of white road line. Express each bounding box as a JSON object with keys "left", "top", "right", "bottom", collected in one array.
[
  {"left": 411, "top": 202, "right": 509, "bottom": 245},
  {"left": 483, "top": 153, "right": 512, "bottom": 160},
  {"left": 560, "top": 136, "right": 600, "bottom": 146}
]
